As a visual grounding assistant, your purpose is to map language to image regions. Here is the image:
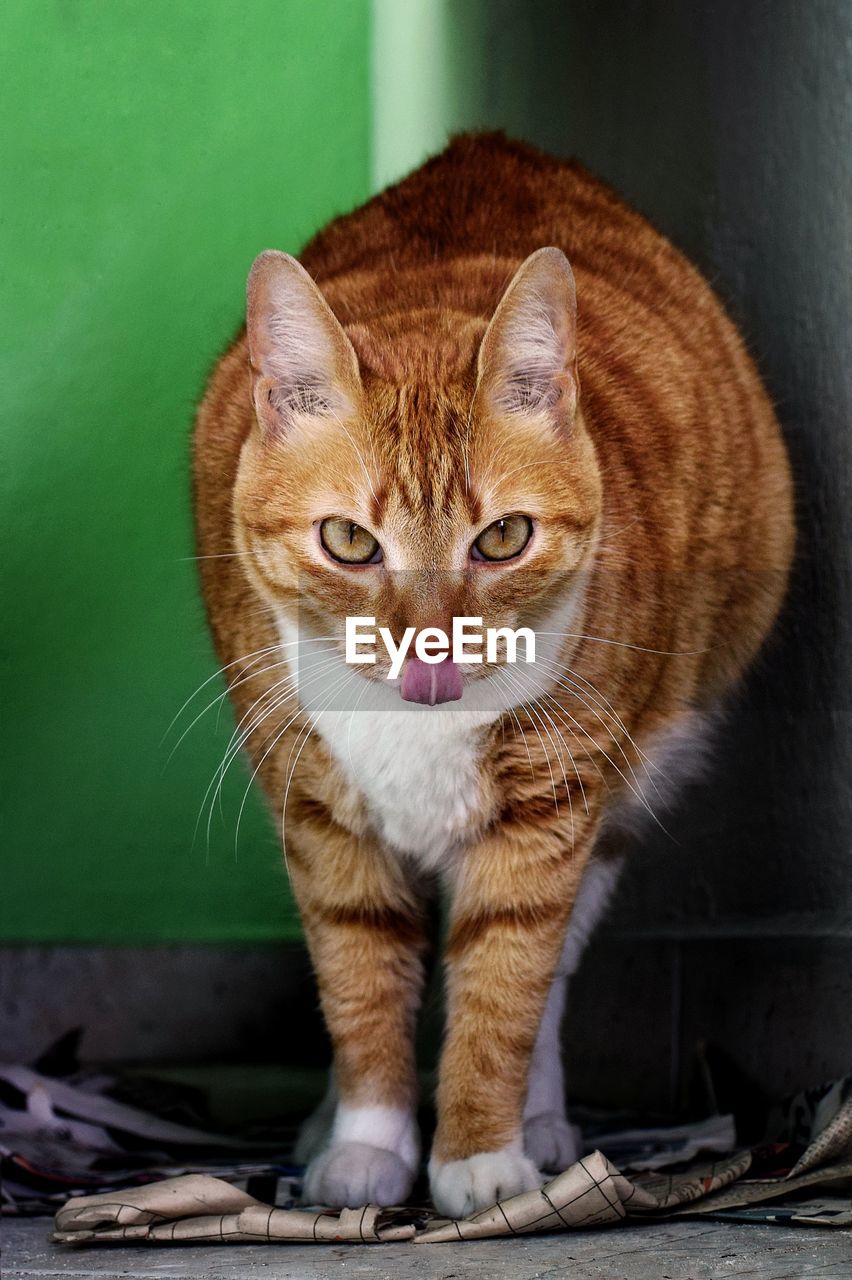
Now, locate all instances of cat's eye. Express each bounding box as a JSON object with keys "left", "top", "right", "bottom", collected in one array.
[
  {"left": 319, "top": 517, "right": 382, "bottom": 565},
  {"left": 472, "top": 515, "right": 533, "bottom": 562}
]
